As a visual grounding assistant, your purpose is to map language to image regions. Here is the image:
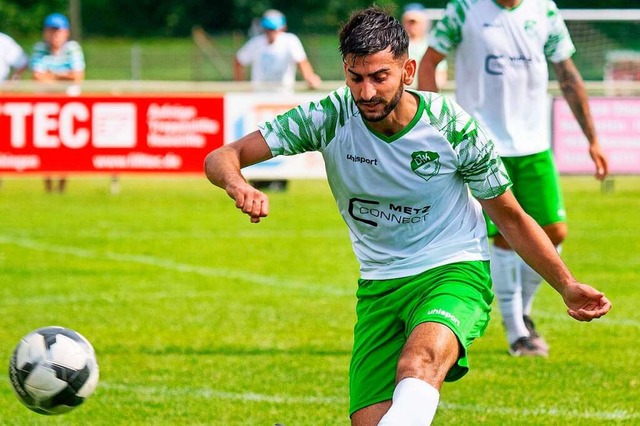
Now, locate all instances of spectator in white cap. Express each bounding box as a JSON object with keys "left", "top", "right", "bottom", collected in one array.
[
  {"left": 402, "top": 3, "right": 447, "bottom": 89},
  {"left": 234, "top": 9, "right": 322, "bottom": 93}
]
